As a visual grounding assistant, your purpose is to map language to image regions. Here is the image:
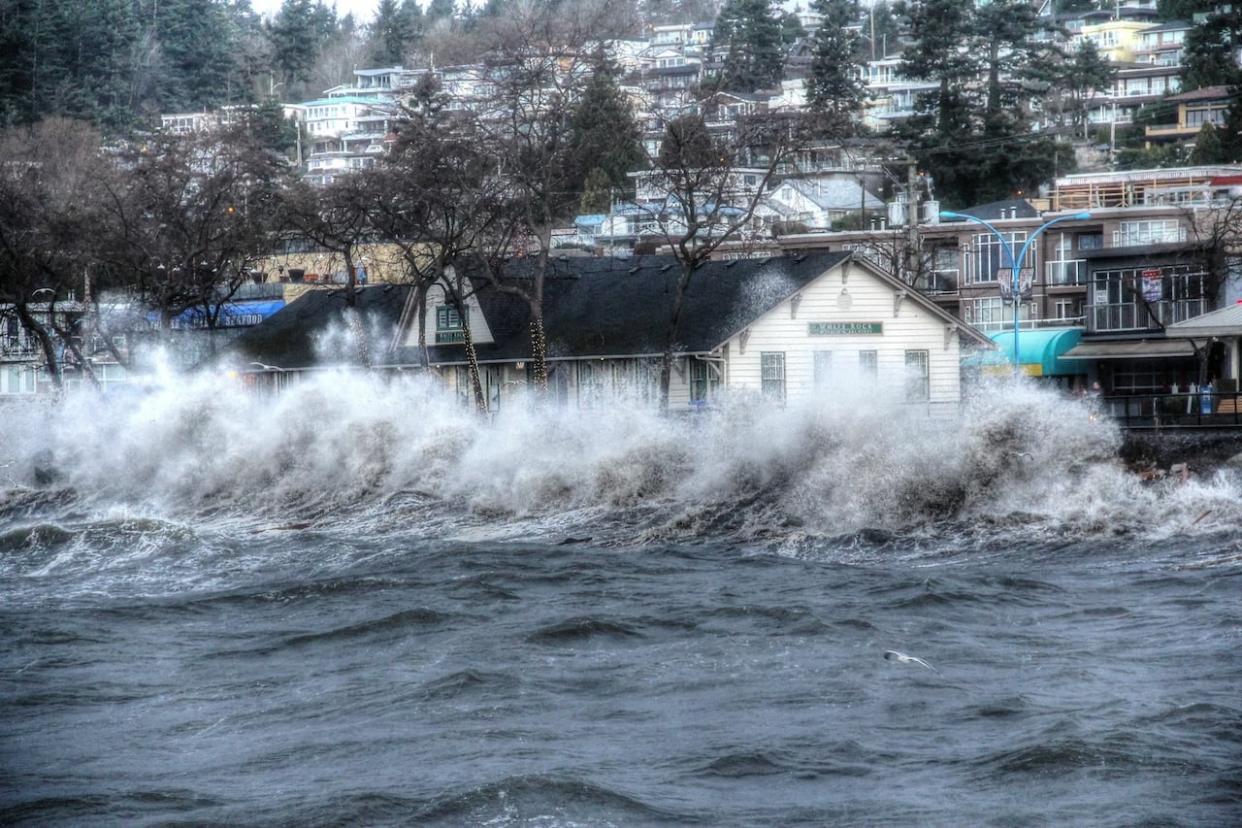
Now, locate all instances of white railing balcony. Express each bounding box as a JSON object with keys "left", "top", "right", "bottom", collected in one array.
[
  {"left": 1047, "top": 259, "right": 1088, "bottom": 286},
  {"left": 1112, "top": 226, "right": 1188, "bottom": 246}
]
